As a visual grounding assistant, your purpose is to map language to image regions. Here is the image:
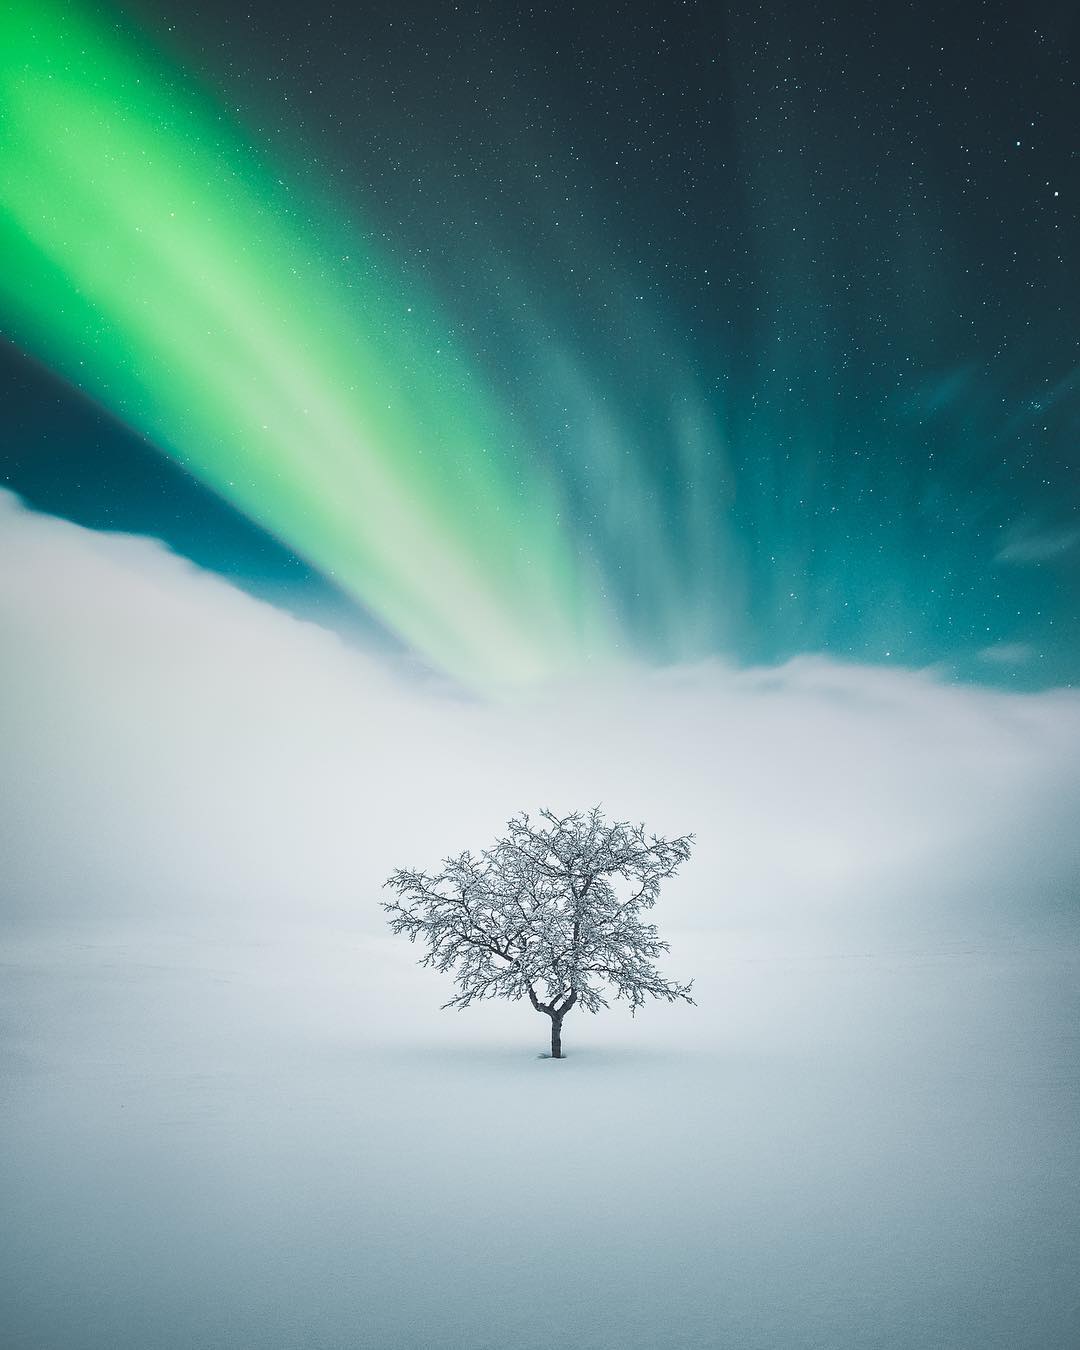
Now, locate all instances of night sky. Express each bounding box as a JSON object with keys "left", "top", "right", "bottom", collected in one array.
[{"left": 2, "top": 0, "right": 1077, "bottom": 689}]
